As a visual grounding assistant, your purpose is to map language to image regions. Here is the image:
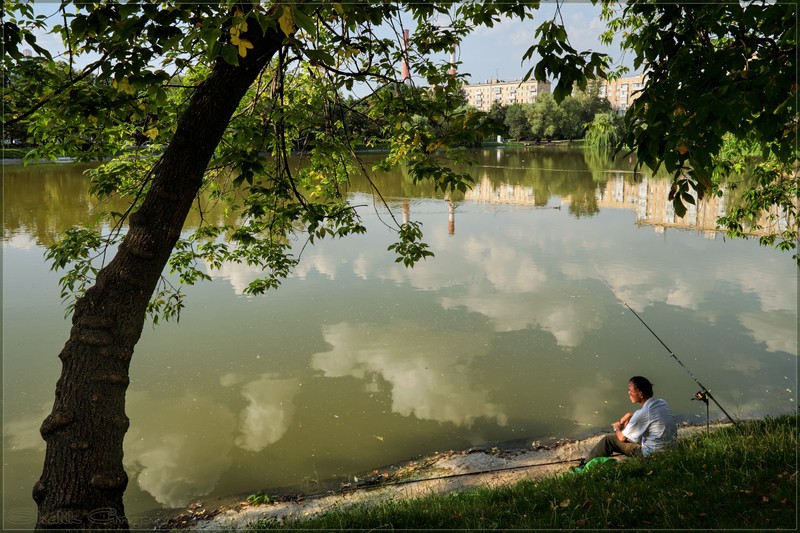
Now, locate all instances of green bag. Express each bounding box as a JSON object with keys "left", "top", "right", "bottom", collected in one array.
[{"left": 568, "top": 456, "right": 616, "bottom": 475}]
